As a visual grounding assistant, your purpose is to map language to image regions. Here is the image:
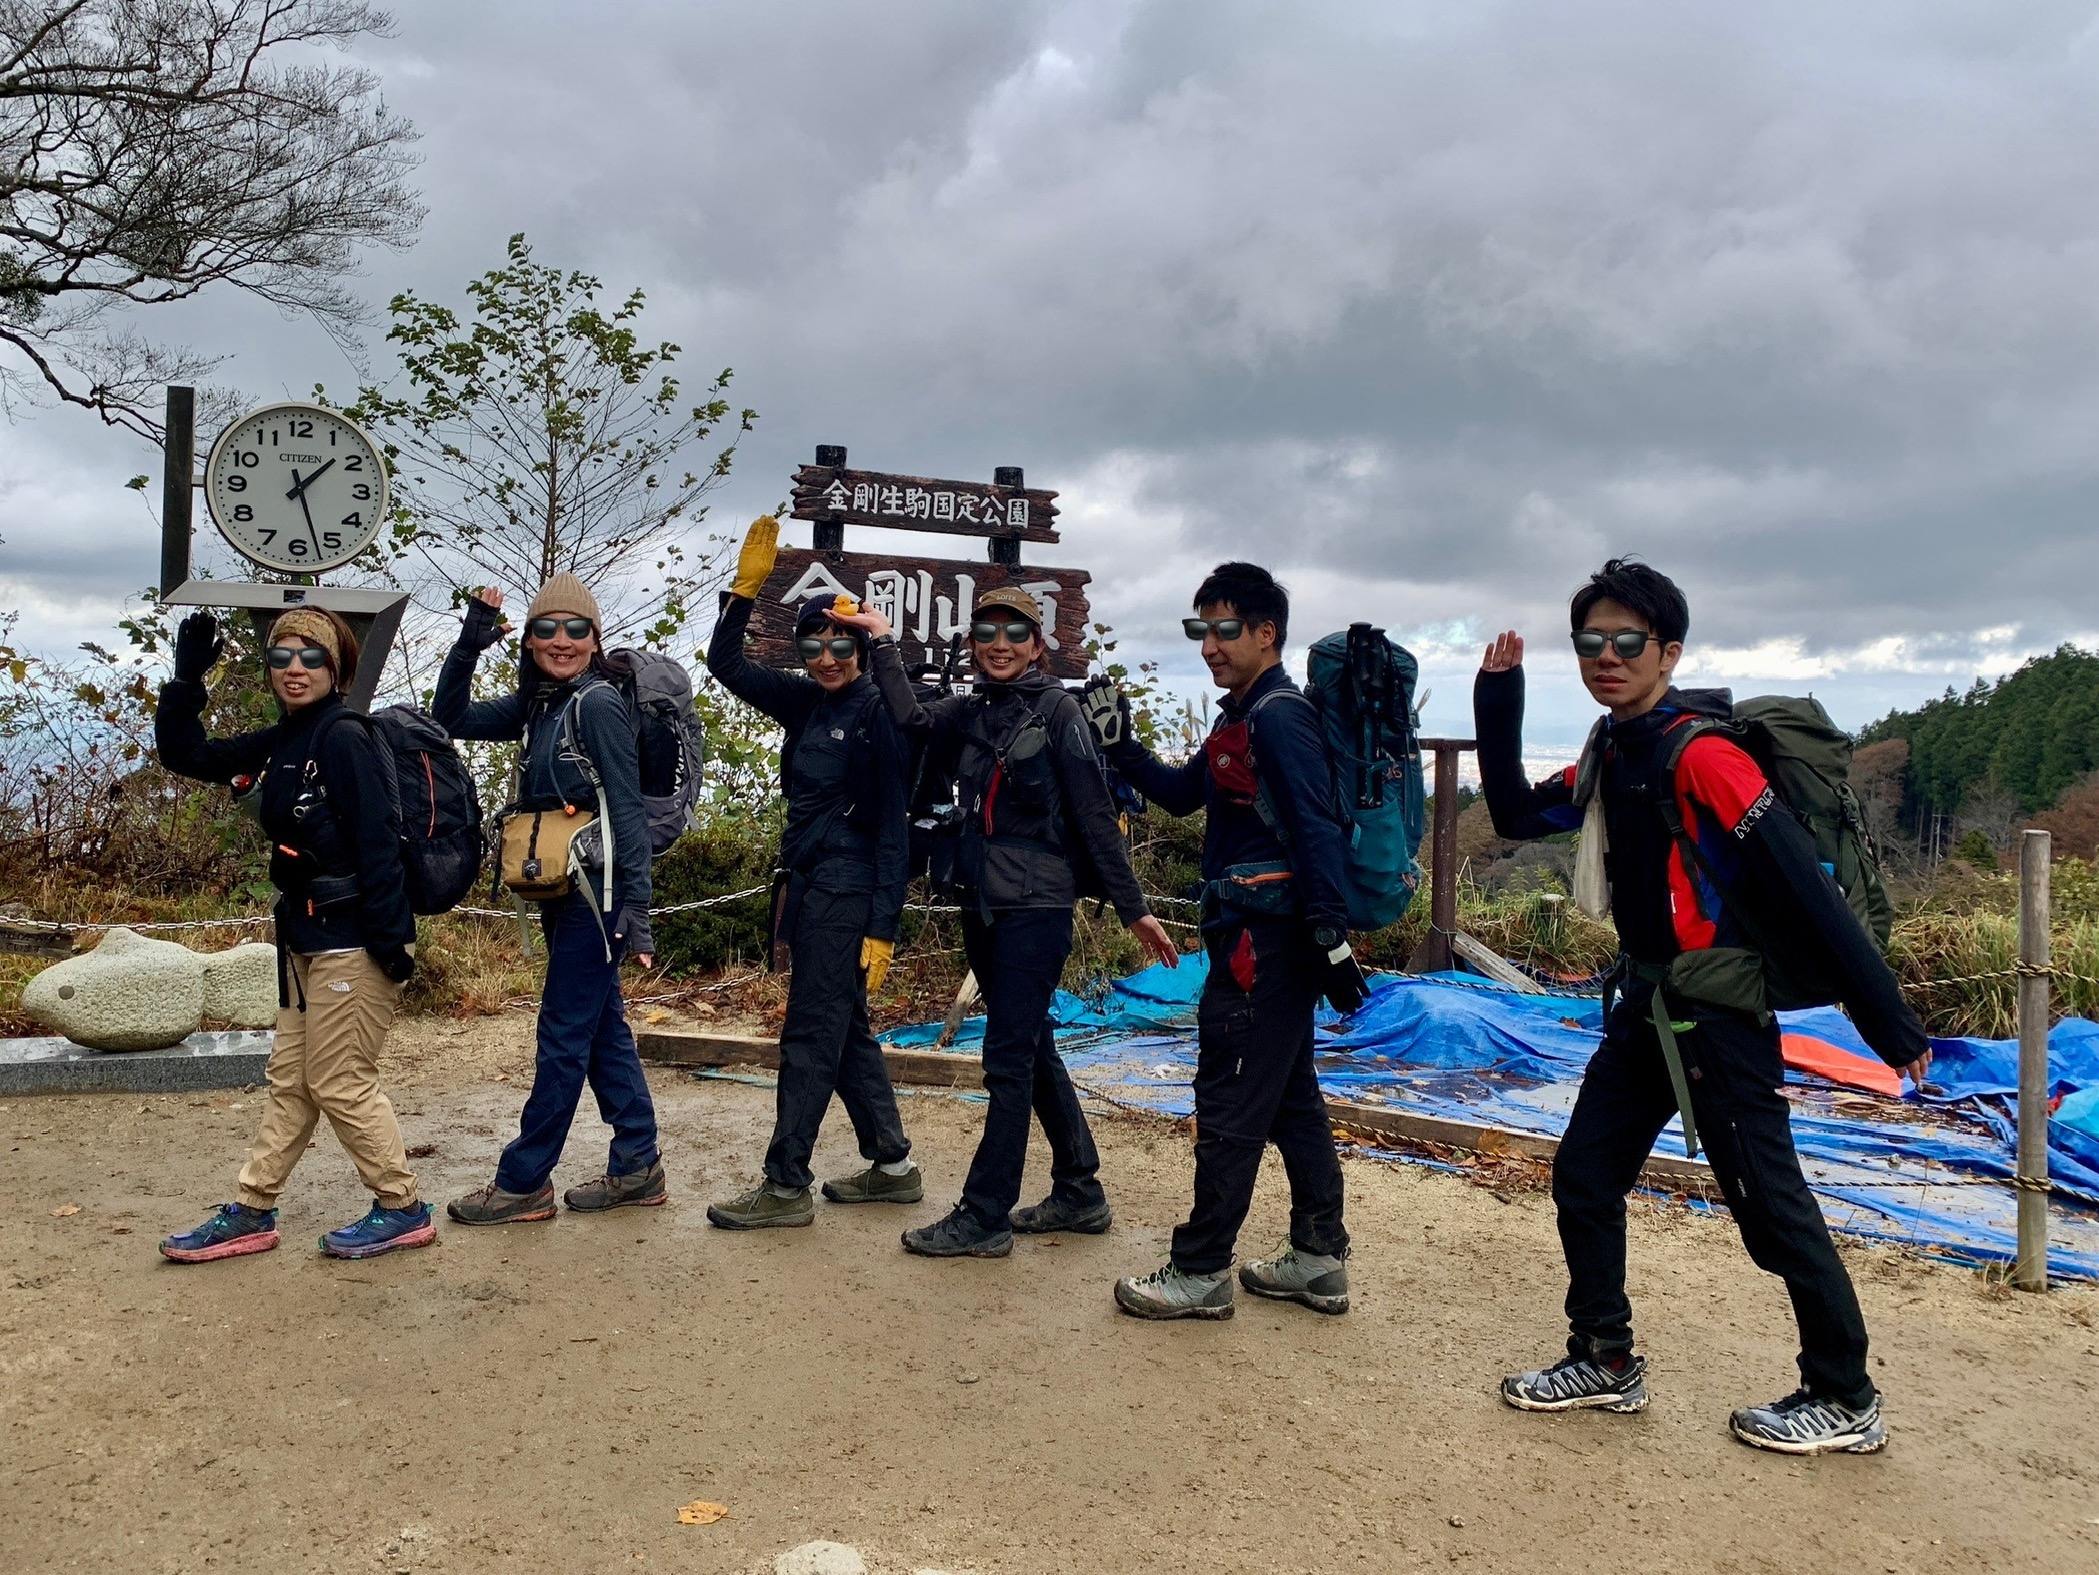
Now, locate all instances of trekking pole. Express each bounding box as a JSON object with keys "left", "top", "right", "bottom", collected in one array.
[{"left": 2014, "top": 828, "right": 2051, "bottom": 1292}]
